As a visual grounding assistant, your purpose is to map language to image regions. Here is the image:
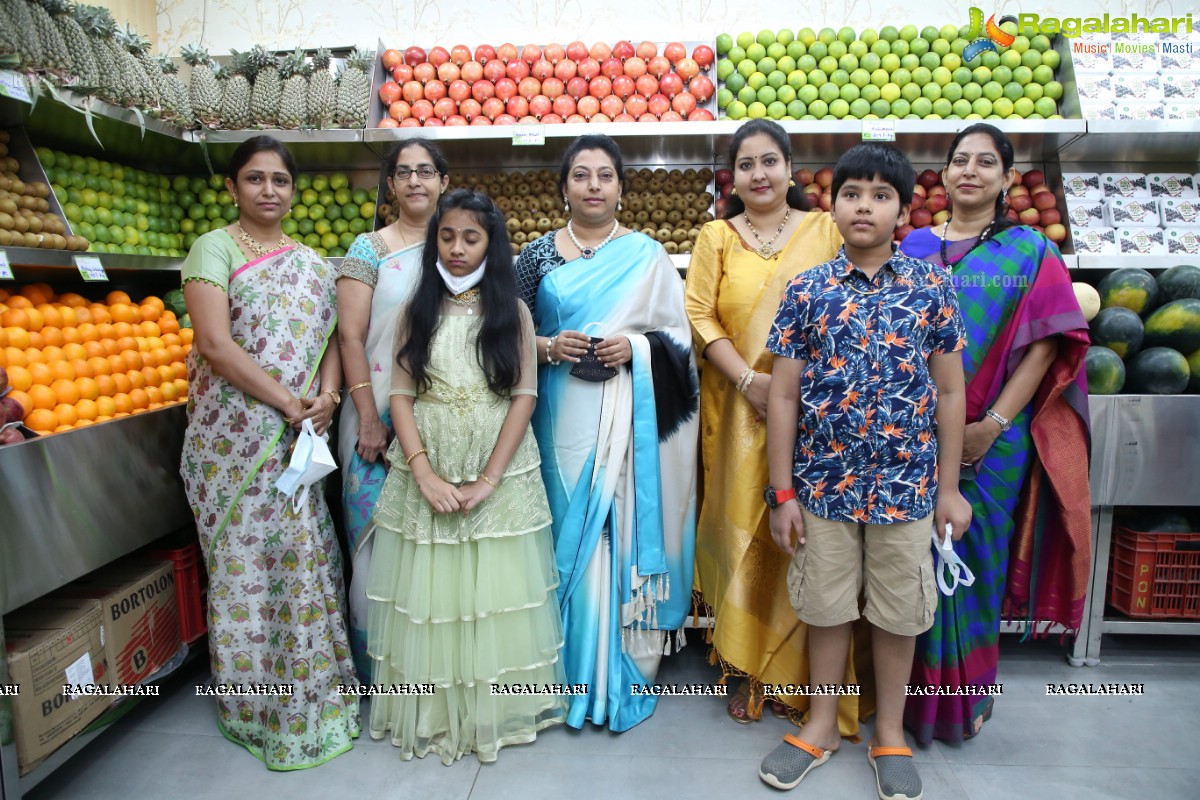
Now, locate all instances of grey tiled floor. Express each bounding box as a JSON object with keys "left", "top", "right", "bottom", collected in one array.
[{"left": 25, "top": 635, "right": 1200, "bottom": 800}]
